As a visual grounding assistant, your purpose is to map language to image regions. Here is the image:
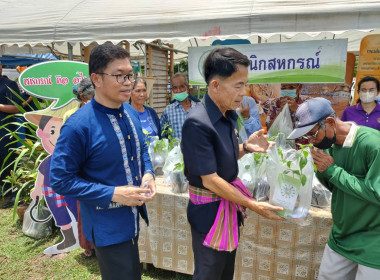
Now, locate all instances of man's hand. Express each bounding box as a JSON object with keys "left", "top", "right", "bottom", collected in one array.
[
  {"left": 247, "top": 200, "right": 286, "bottom": 221},
  {"left": 240, "top": 100, "right": 250, "bottom": 119},
  {"left": 310, "top": 148, "right": 334, "bottom": 172},
  {"left": 112, "top": 186, "right": 153, "bottom": 207},
  {"left": 280, "top": 96, "right": 298, "bottom": 112},
  {"left": 141, "top": 173, "right": 157, "bottom": 199},
  {"left": 245, "top": 129, "right": 274, "bottom": 153}
]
